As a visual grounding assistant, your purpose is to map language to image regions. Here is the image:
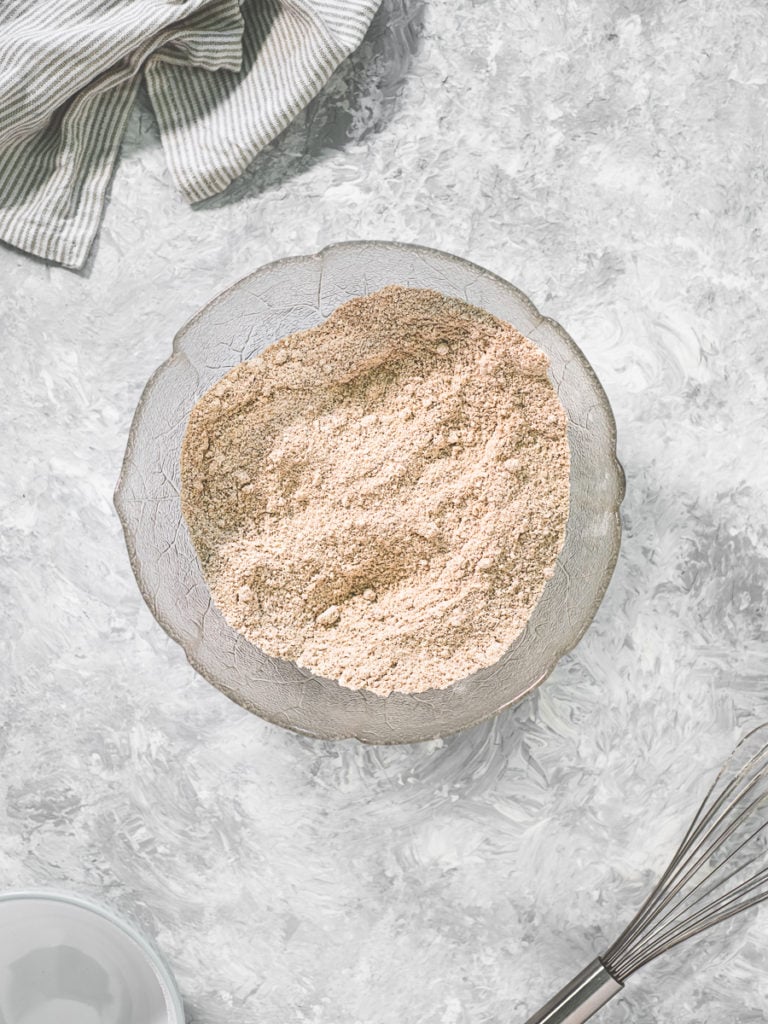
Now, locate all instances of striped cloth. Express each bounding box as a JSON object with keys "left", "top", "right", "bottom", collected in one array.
[{"left": 0, "top": 0, "right": 379, "bottom": 269}]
